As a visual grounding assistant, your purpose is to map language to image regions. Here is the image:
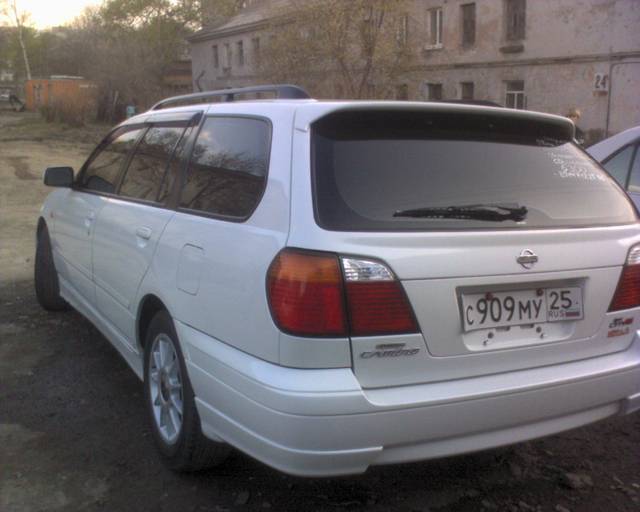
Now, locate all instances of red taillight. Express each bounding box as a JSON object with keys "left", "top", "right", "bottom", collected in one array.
[
  {"left": 609, "top": 245, "right": 640, "bottom": 311},
  {"left": 346, "top": 281, "right": 418, "bottom": 336},
  {"left": 267, "top": 249, "right": 418, "bottom": 337},
  {"left": 267, "top": 250, "right": 347, "bottom": 336}
]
